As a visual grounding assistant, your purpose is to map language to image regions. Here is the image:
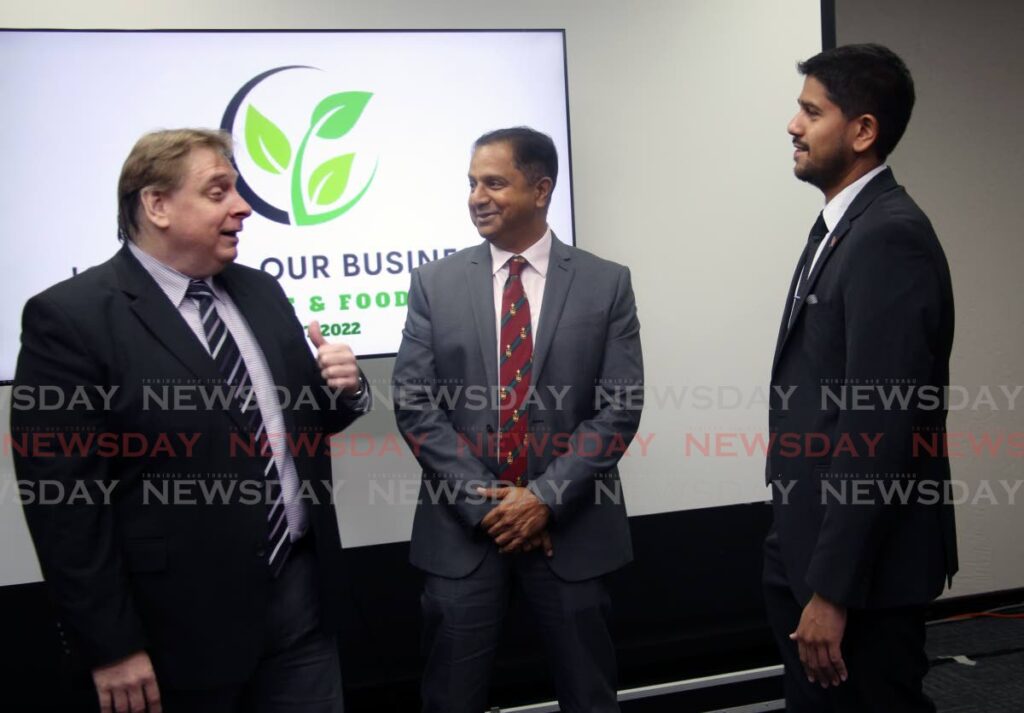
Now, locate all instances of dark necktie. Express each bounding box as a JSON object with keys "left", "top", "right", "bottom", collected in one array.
[
  {"left": 498, "top": 257, "right": 533, "bottom": 485},
  {"left": 185, "top": 279, "right": 292, "bottom": 576},
  {"left": 788, "top": 212, "right": 829, "bottom": 330}
]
